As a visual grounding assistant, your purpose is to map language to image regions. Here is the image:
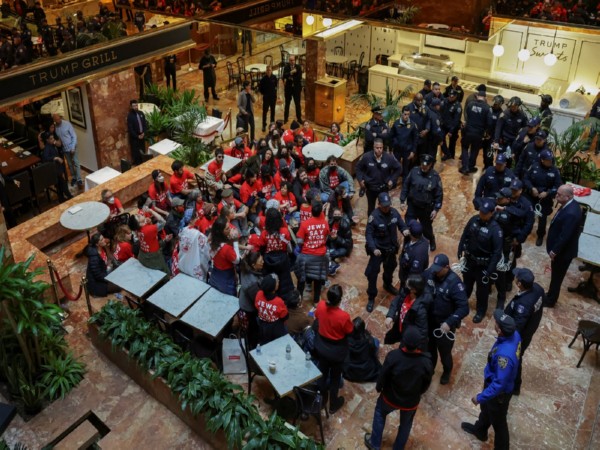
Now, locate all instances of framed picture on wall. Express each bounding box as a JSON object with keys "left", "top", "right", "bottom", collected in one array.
[{"left": 66, "top": 87, "right": 86, "bottom": 129}]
